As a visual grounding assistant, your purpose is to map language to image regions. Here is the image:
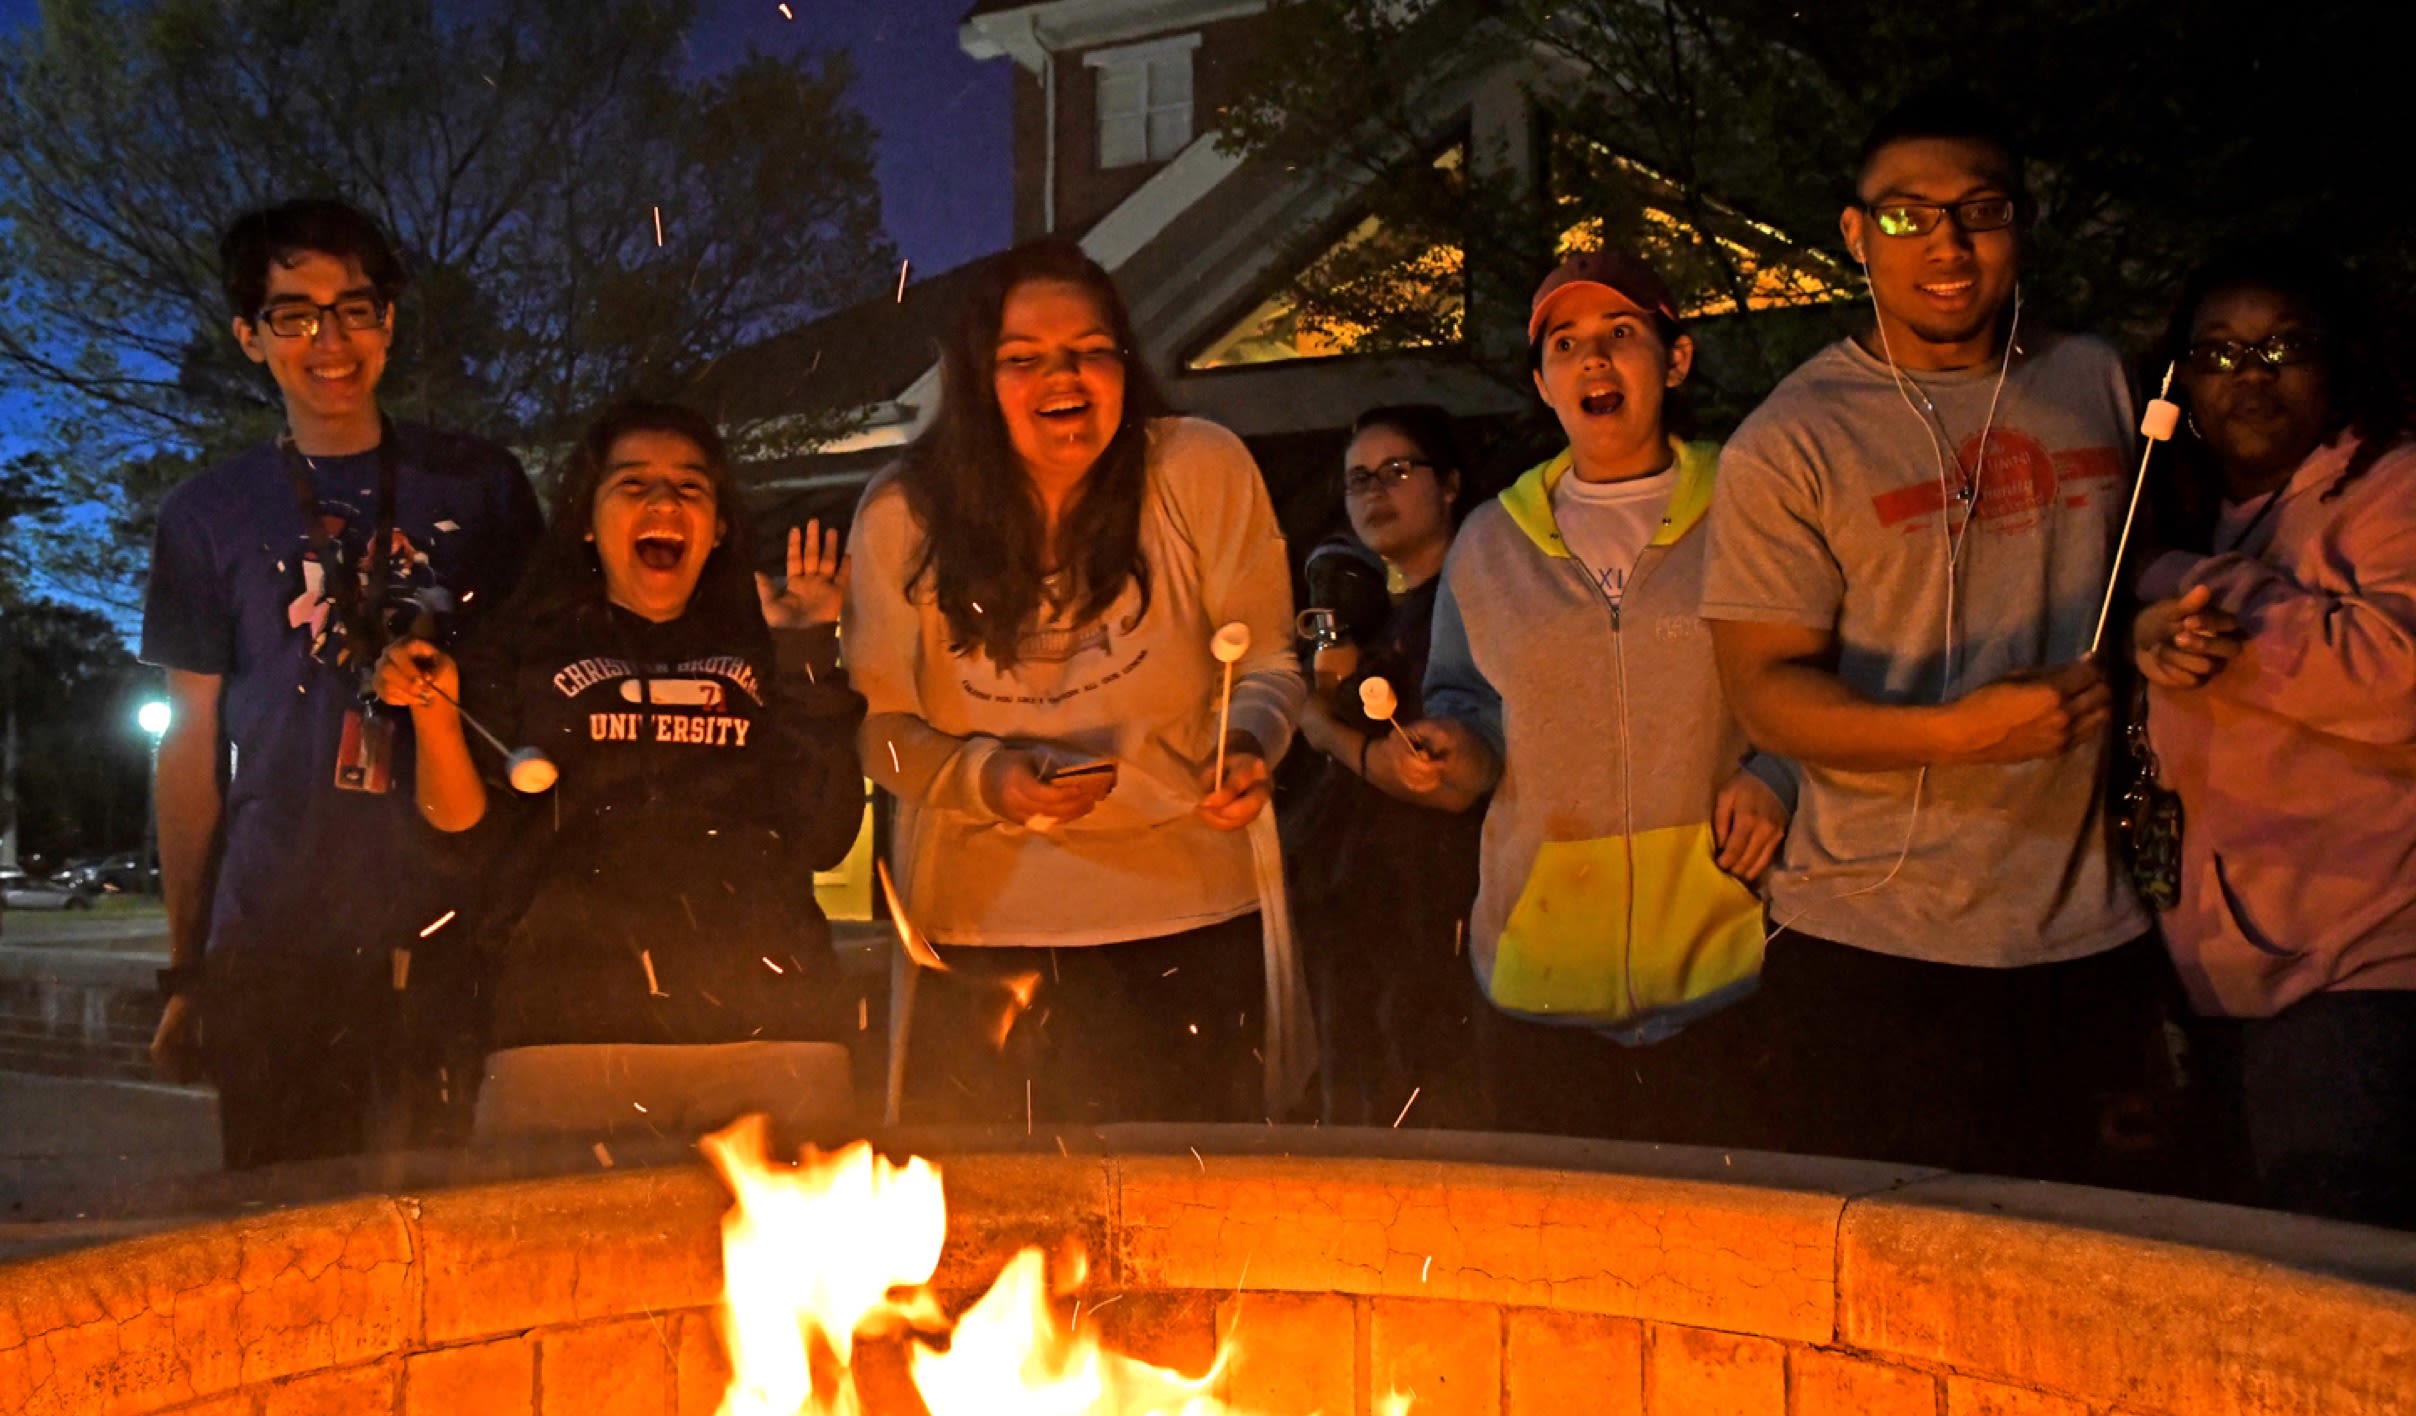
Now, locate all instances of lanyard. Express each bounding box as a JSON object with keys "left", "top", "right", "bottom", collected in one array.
[{"left": 280, "top": 417, "right": 403, "bottom": 678}]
